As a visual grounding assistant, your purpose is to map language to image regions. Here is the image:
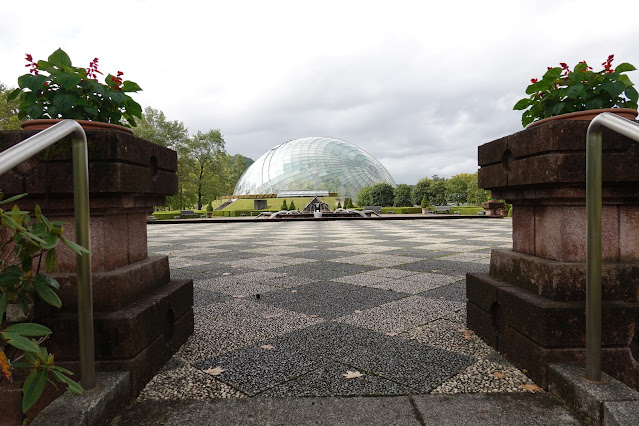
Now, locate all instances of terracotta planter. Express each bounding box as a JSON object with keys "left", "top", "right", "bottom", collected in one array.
[
  {"left": 20, "top": 119, "right": 134, "bottom": 134},
  {"left": 526, "top": 108, "right": 638, "bottom": 129},
  {"left": 206, "top": 212, "right": 212, "bottom": 218}
]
